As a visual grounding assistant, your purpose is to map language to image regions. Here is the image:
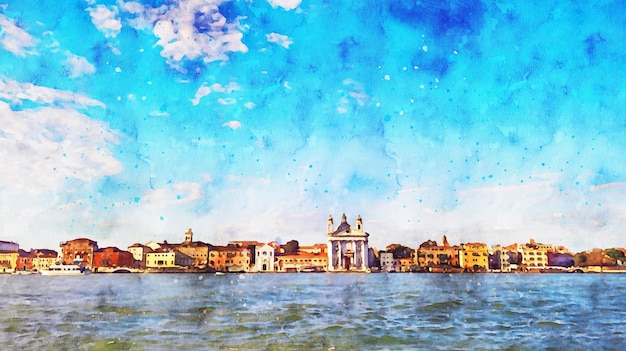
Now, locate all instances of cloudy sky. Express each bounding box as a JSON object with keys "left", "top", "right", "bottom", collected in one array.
[{"left": 1, "top": 0, "right": 625, "bottom": 252}]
